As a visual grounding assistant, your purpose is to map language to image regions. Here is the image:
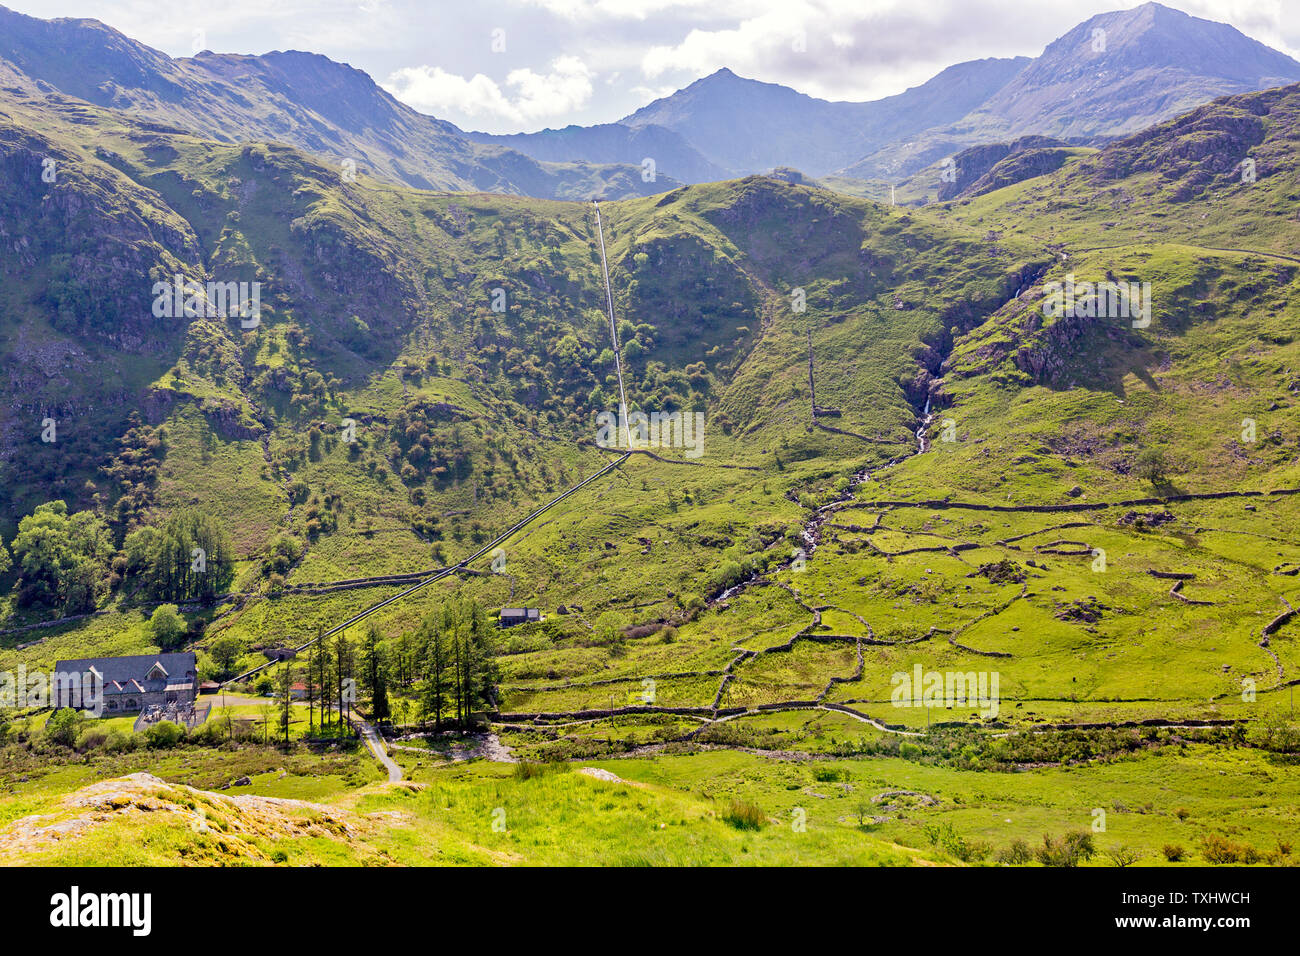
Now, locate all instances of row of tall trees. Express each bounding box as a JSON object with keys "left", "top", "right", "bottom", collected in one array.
[
  {"left": 285, "top": 599, "right": 499, "bottom": 735},
  {"left": 411, "top": 599, "right": 500, "bottom": 729},
  {"left": 298, "top": 632, "right": 359, "bottom": 738},
  {"left": 122, "top": 509, "right": 234, "bottom": 602}
]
